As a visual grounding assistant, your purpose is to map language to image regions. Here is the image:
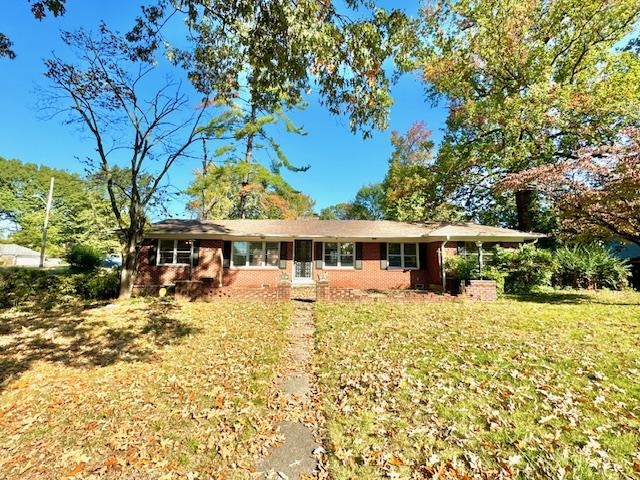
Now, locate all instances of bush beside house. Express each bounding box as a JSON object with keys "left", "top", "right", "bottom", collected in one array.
[{"left": 446, "top": 243, "right": 630, "bottom": 294}]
